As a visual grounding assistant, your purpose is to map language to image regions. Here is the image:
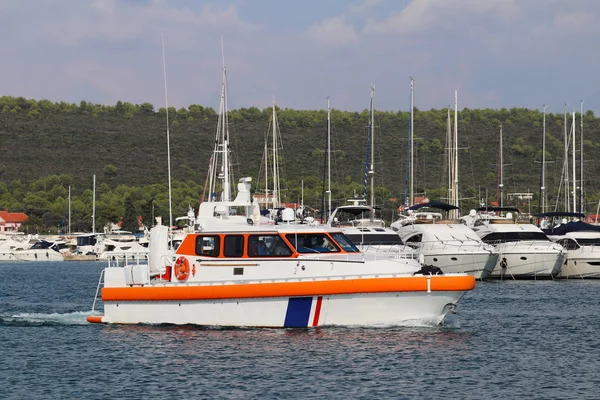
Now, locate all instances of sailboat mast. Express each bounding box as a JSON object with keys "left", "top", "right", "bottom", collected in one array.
[
  {"left": 327, "top": 97, "right": 332, "bottom": 218},
  {"left": 161, "top": 33, "right": 173, "bottom": 230},
  {"left": 68, "top": 185, "right": 71, "bottom": 236},
  {"left": 370, "top": 86, "right": 375, "bottom": 212},
  {"left": 499, "top": 125, "right": 504, "bottom": 208},
  {"left": 221, "top": 42, "right": 230, "bottom": 202},
  {"left": 272, "top": 102, "right": 278, "bottom": 208},
  {"left": 447, "top": 106, "right": 452, "bottom": 204},
  {"left": 409, "top": 77, "right": 414, "bottom": 206},
  {"left": 92, "top": 174, "right": 96, "bottom": 234},
  {"left": 580, "top": 100, "right": 584, "bottom": 214},
  {"left": 572, "top": 111, "right": 577, "bottom": 213},
  {"left": 564, "top": 103, "right": 569, "bottom": 212},
  {"left": 453, "top": 90, "right": 459, "bottom": 217},
  {"left": 264, "top": 141, "right": 269, "bottom": 207},
  {"left": 541, "top": 105, "right": 547, "bottom": 213}
]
